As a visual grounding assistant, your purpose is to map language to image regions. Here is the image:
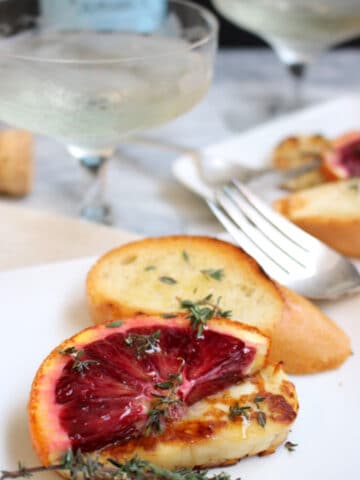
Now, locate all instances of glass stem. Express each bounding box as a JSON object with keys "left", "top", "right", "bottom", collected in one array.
[
  {"left": 287, "top": 62, "right": 307, "bottom": 110},
  {"left": 78, "top": 154, "right": 112, "bottom": 224}
]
